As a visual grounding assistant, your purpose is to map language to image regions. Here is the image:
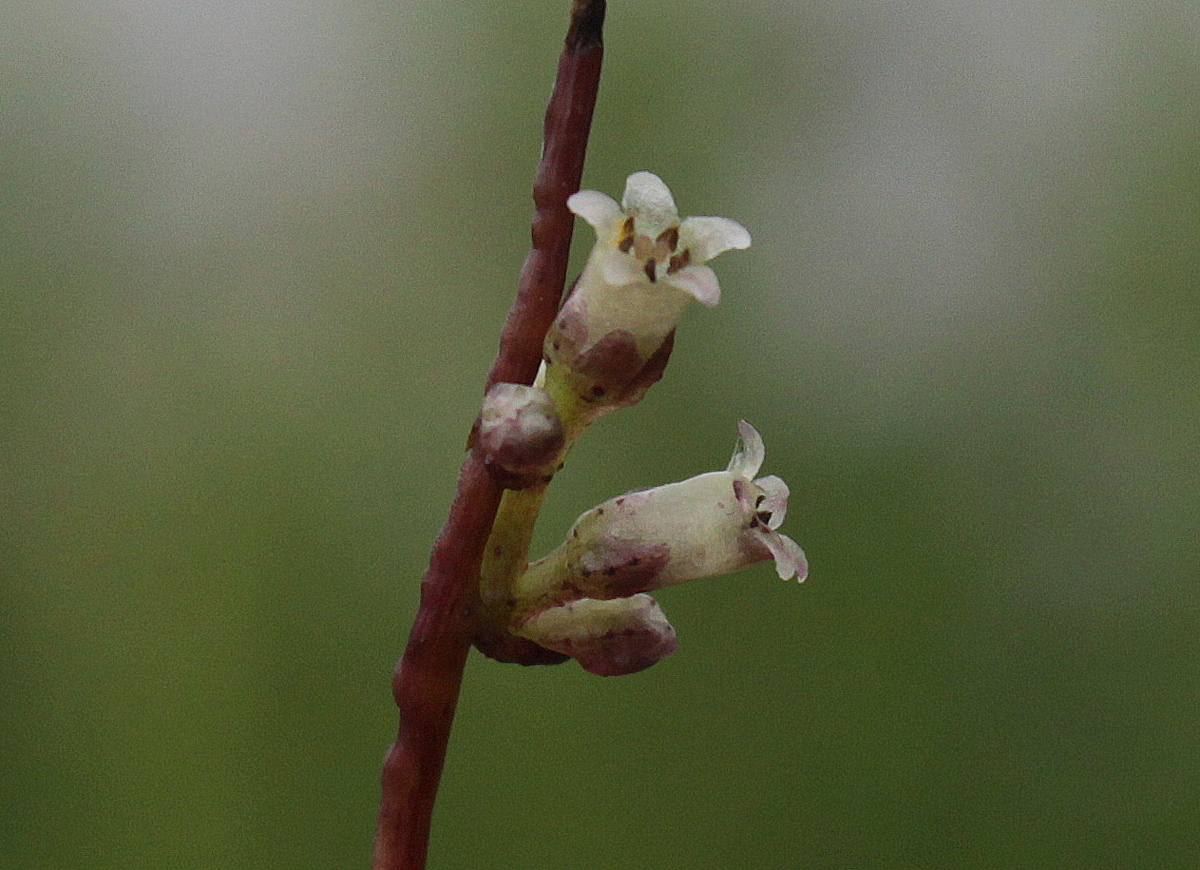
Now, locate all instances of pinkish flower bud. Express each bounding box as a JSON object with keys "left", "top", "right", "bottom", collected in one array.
[
  {"left": 517, "top": 594, "right": 678, "bottom": 676},
  {"left": 474, "top": 383, "right": 565, "bottom": 489}
]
